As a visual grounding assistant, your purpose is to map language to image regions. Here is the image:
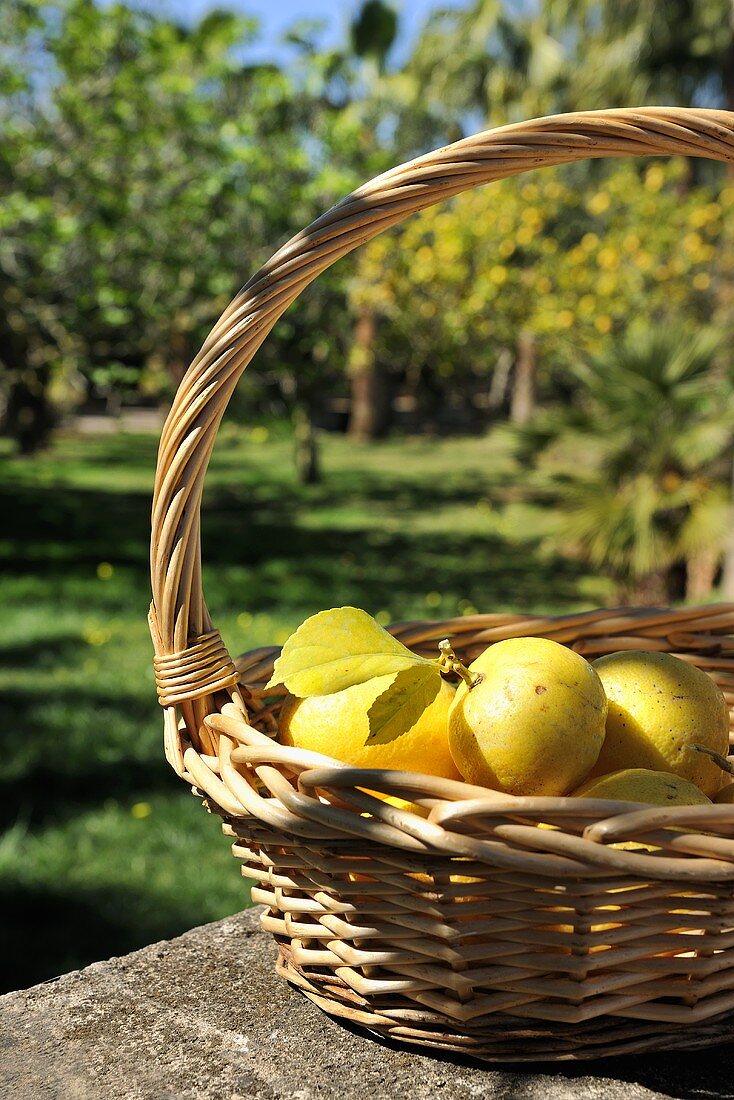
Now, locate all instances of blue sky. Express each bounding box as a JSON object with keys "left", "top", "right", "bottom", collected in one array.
[{"left": 129, "top": 1, "right": 467, "bottom": 63}]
